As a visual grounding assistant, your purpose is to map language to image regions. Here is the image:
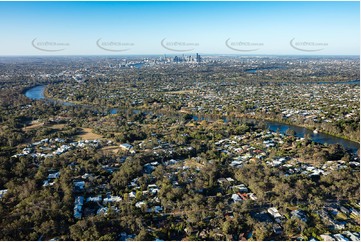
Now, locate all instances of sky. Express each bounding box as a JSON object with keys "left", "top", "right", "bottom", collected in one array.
[{"left": 0, "top": 1, "right": 359, "bottom": 55}]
